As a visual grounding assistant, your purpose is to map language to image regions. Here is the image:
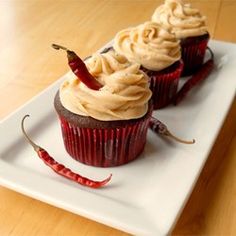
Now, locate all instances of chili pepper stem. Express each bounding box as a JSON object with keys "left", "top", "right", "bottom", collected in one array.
[
  {"left": 51, "top": 44, "right": 68, "bottom": 51},
  {"left": 164, "top": 130, "right": 195, "bottom": 144},
  {"left": 21, "top": 115, "right": 41, "bottom": 152},
  {"left": 207, "top": 46, "right": 214, "bottom": 60}
]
